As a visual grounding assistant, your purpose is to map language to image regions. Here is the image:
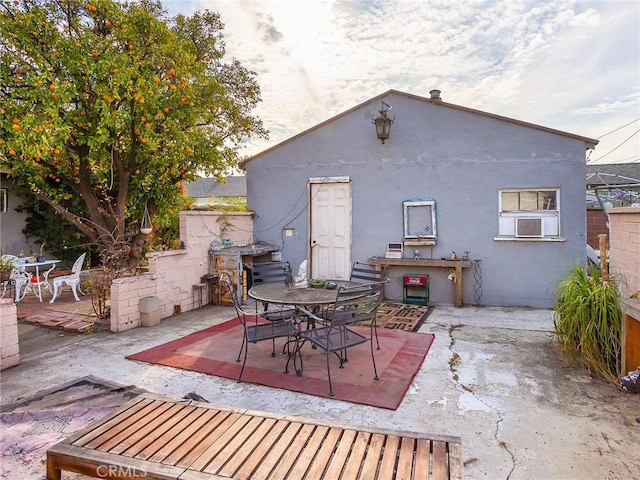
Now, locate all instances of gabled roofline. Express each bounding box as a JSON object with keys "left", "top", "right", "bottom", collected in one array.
[{"left": 239, "top": 89, "right": 599, "bottom": 169}]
